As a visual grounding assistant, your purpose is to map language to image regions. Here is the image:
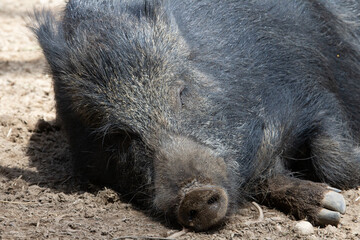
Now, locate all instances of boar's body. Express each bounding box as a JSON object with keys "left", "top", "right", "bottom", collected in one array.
[{"left": 33, "top": 0, "right": 360, "bottom": 231}]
